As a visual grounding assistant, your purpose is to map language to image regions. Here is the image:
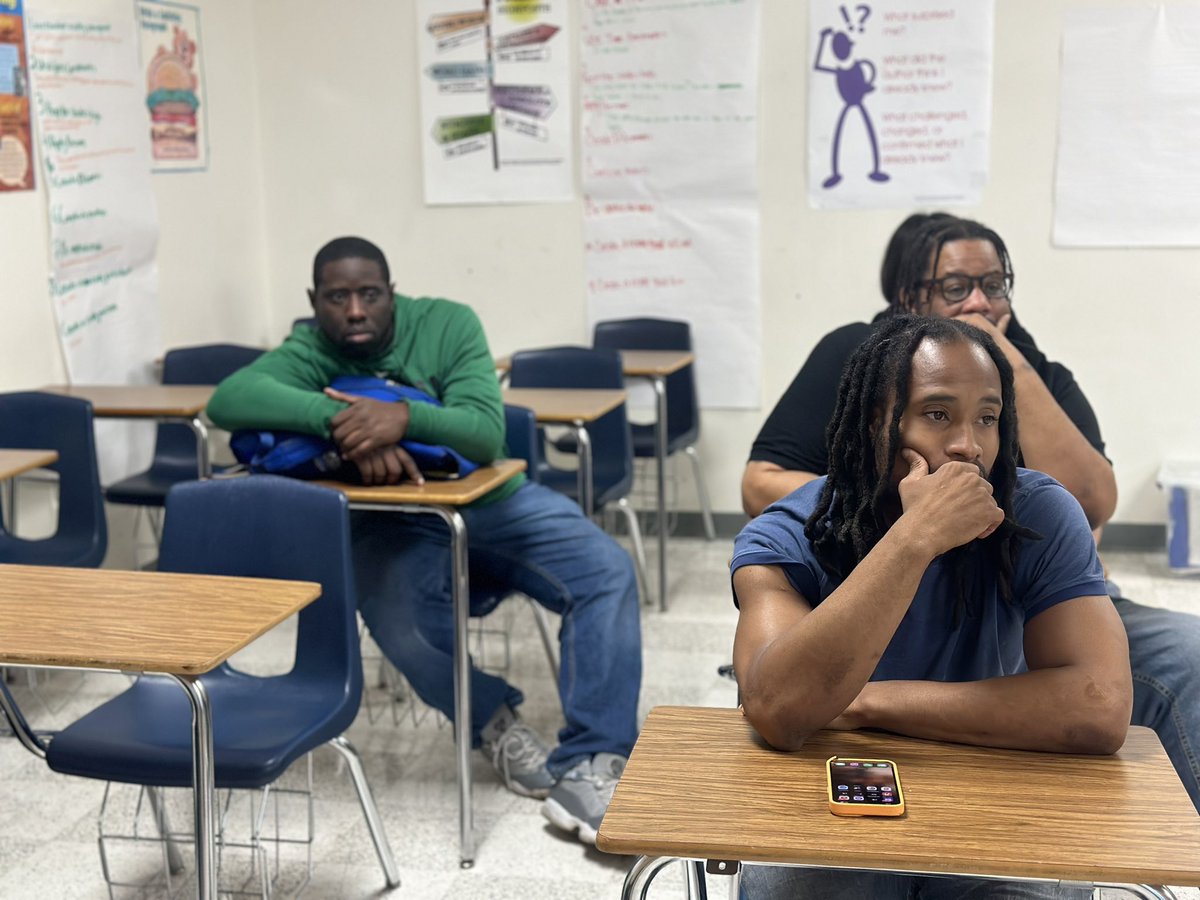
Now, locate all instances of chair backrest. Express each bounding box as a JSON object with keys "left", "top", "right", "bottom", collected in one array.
[
  {"left": 153, "top": 343, "right": 265, "bottom": 472},
  {"left": 164, "top": 343, "right": 265, "bottom": 385},
  {"left": 508, "top": 346, "right": 633, "bottom": 505},
  {"left": 503, "top": 404, "right": 541, "bottom": 484},
  {"left": 158, "top": 476, "right": 360, "bottom": 701},
  {"left": 593, "top": 317, "right": 700, "bottom": 449},
  {"left": 0, "top": 391, "right": 107, "bottom": 567}
]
